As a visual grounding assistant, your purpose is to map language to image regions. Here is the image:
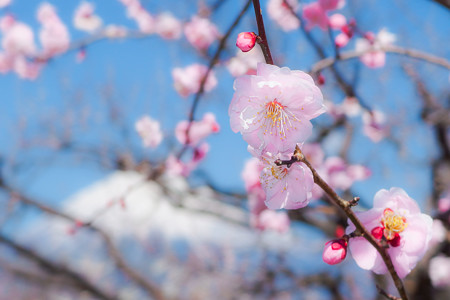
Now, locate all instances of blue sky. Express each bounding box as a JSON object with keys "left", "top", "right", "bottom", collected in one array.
[{"left": 1, "top": 0, "right": 449, "bottom": 218}]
